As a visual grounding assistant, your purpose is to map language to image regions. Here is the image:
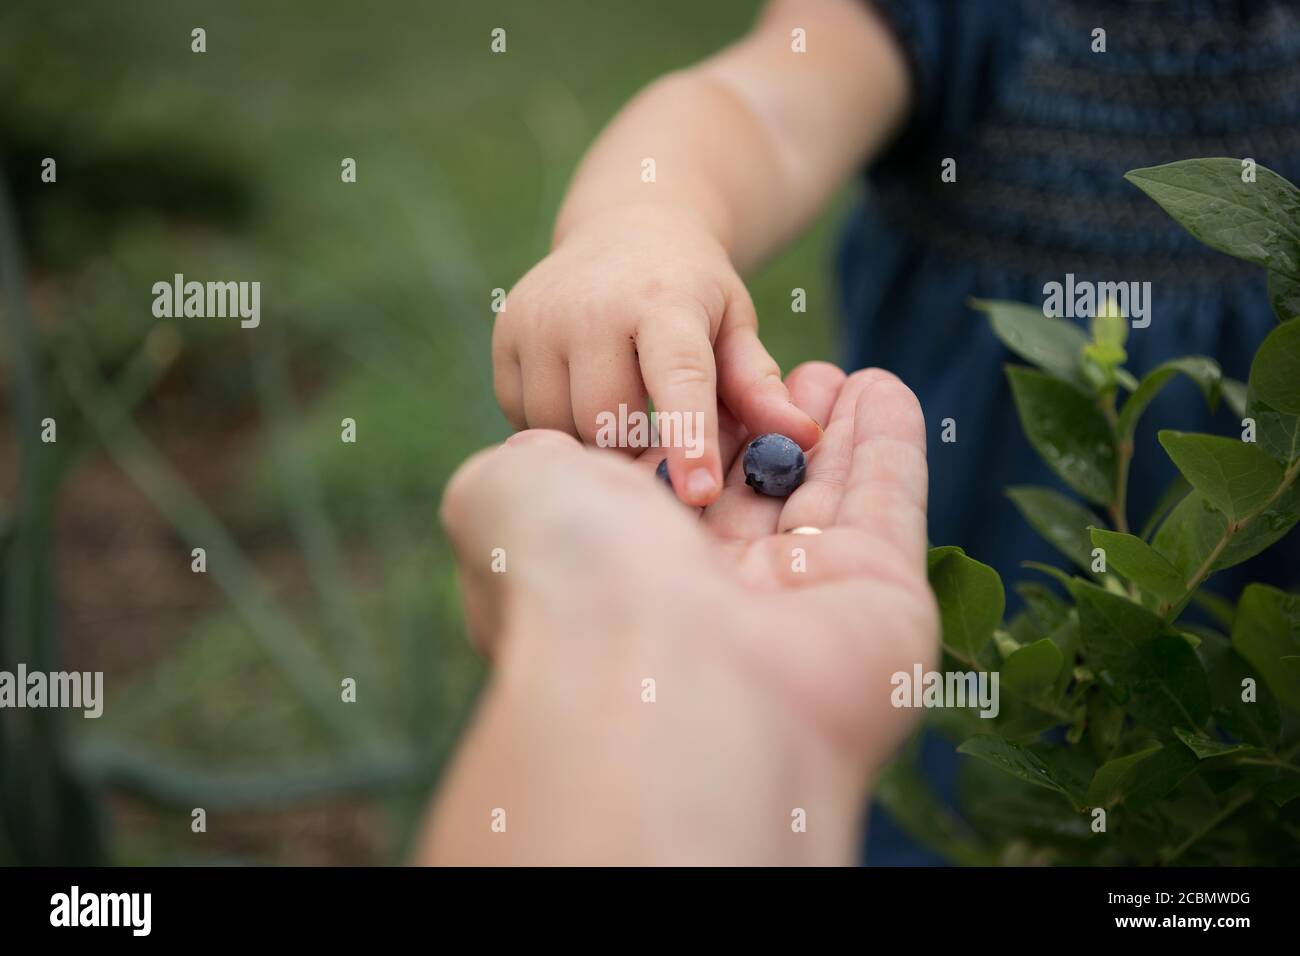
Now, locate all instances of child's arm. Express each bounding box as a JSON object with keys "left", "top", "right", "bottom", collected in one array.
[
  {"left": 557, "top": 0, "right": 910, "bottom": 272},
  {"left": 494, "top": 0, "right": 909, "bottom": 505}
]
